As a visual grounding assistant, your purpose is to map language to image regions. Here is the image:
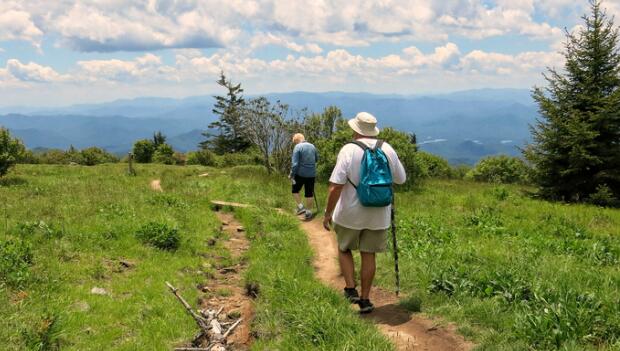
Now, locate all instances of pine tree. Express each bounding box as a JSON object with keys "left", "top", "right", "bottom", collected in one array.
[
  {"left": 524, "top": 1, "right": 620, "bottom": 204},
  {"left": 200, "top": 72, "right": 250, "bottom": 154},
  {"left": 153, "top": 131, "right": 166, "bottom": 147}
]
